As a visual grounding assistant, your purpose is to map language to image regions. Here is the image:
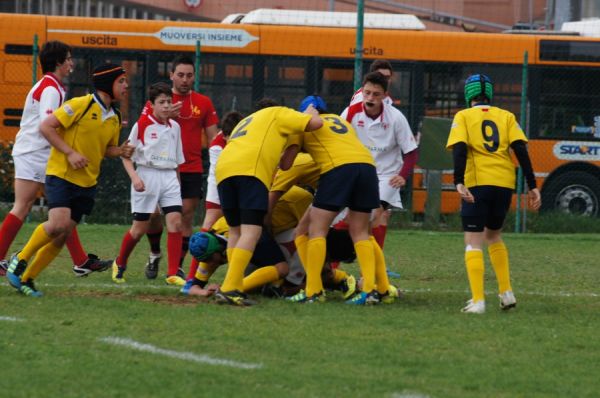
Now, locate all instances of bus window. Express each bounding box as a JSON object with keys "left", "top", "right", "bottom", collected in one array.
[
  {"left": 534, "top": 67, "right": 600, "bottom": 139},
  {"left": 263, "top": 57, "right": 307, "bottom": 109},
  {"left": 319, "top": 63, "right": 353, "bottom": 114}
]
